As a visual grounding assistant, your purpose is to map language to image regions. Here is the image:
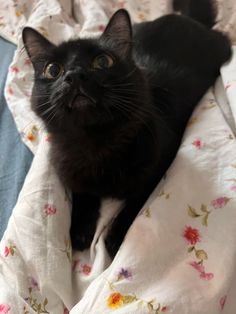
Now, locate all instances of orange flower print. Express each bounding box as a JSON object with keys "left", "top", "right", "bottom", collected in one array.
[
  {"left": 26, "top": 126, "right": 38, "bottom": 142},
  {"left": 183, "top": 226, "right": 200, "bottom": 245},
  {"left": 81, "top": 264, "right": 91, "bottom": 276},
  {"left": 15, "top": 10, "right": 22, "bottom": 17},
  {"left": 27, "top": 131, "right": 35, "bottom": 141},
  {"left": 72, "top": 259, "right": 92, "bottom": 275},
  {"left": 107, "top": 292, "right": 124, "bottom": 309}
]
